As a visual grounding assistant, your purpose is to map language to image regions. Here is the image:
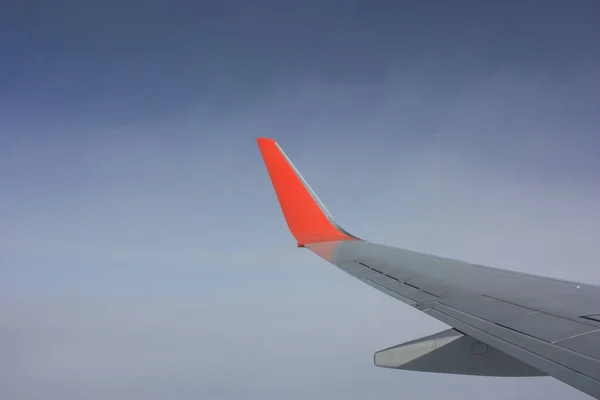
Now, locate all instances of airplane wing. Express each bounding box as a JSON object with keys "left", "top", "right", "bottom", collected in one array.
[{"left": 256, "top": 138, "right": 600, "bottom": 399}]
